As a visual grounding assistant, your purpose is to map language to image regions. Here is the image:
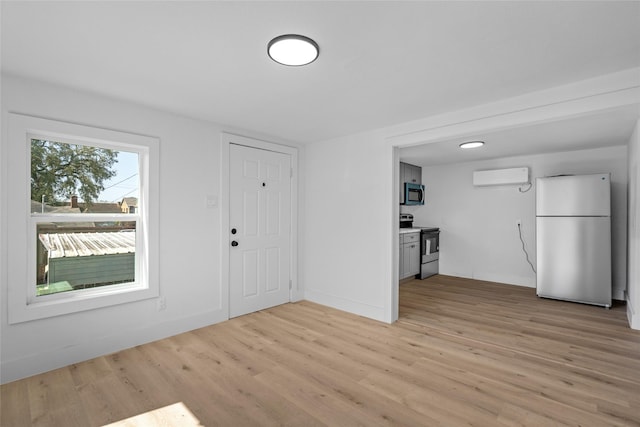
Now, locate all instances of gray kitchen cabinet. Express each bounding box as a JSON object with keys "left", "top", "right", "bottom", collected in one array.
[
  {"left": 400, "top": 162, "right": 422, "bottom": 205},
  {"left": 403, "top": 162, "right": 422, "bottom": 185},
  {"left": 404, "top": 240, "right": 420, "bottom": 277},
  {"left": 399, "top": 232, "right": 420, "bottom": 279}
]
